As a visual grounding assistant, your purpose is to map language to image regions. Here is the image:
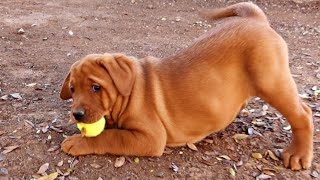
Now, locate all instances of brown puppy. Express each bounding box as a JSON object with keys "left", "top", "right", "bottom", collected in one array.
[{"left": 60, "top": 2, "right": 313, "bottom": 170}]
